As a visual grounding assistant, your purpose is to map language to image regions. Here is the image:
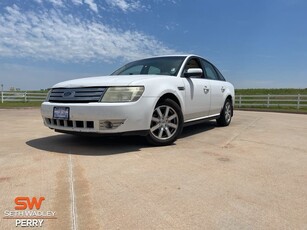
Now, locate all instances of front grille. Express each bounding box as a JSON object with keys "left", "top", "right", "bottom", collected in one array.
[
  {"left": 45, "top": 118, "right": 94, "bottom": 129},
  {"left": 49, "top": 87, "right": 107, "bottom": 103}
]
